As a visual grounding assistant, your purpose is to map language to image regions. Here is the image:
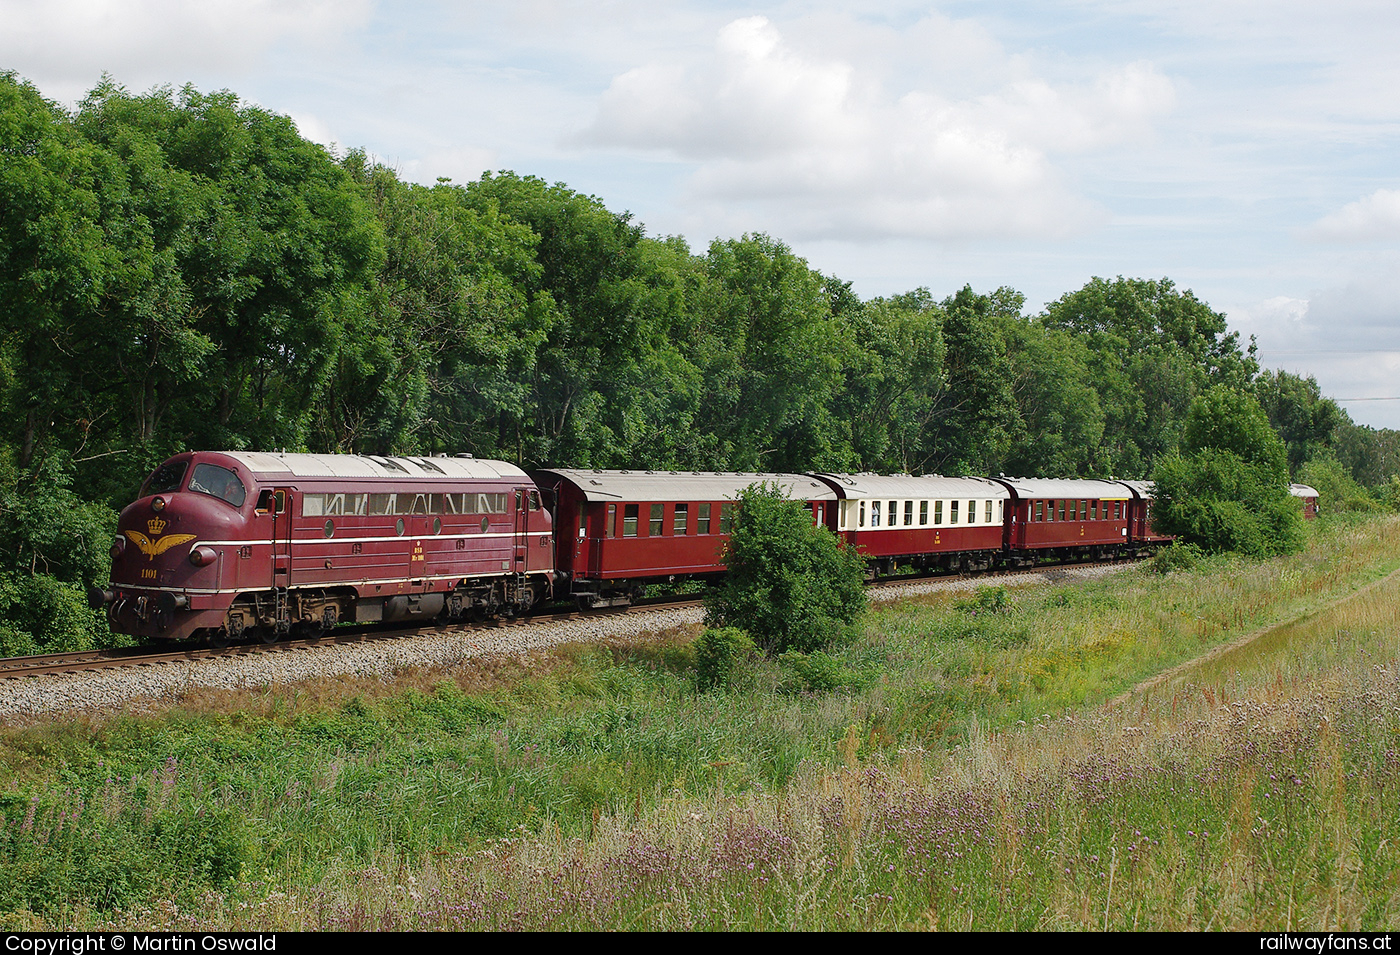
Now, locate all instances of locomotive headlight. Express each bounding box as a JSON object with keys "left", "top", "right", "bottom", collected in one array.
[
  {"left": 151, "top": 496, "right": 166, "bottom": 511},
  {"left": 110, "top": 536, "right": 125, "bottom": 560},
  {"left": 189, "top": 546, "right": 218, "bottom": 567}
]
